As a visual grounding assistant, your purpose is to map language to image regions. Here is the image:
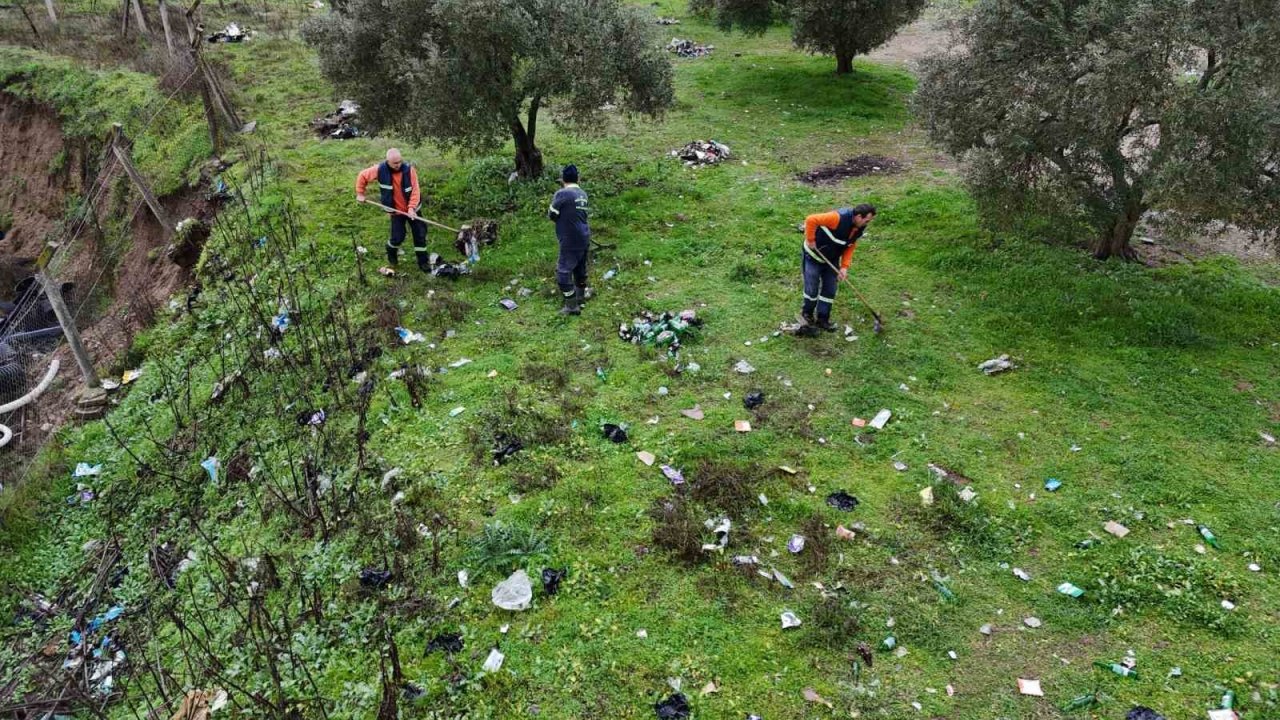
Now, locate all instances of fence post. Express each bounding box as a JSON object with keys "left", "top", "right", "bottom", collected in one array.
[{"left": 111, "top": 124, "right": 173, "bottom": 235}]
